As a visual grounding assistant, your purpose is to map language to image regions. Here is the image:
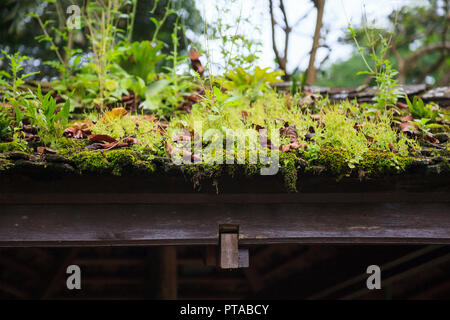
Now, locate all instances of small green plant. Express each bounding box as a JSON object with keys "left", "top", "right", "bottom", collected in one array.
[
  {"left": 209, "top": 0, "right": 262, "bottom": 73},
  {"left": 411, "top": 118, "right": 443, "bottom": 137},
  {"left": 0, "top": 111, "right": 12, "bottom": 140},
  {"left": 0, "top": 51, "right": 38, "bottom": 102},
  {"left": 0, "top": 51, "right": 38, "bottom": 126},
  {"left": 221, "top": 66, "right": 284, "bottom": 101},
  {"left": 23, "top": 86, "right": 70, "bottom": 148},
  {"left": 406, "top": 96, "right": 440, "bottom": 122},
  {"left": 84, "top": 0, "right": 129, "bottom": 107},
  {"left": 202, "top": 86, "right": 243, "bottom": 124},
  {"left": 117, "top": 41, "right": 166, "bottom": 83},
  {"left": 30, "top": 11, "right": 70, "bottom": 81},
  {"left": 289, "top": 71, "right": 306, "bottom": 96},
  {"left": 92, "top": 111, "right": 138, "bottom": 140},
  {"left": 349, "top": 26, "right": 400, "bottom": 110}
]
